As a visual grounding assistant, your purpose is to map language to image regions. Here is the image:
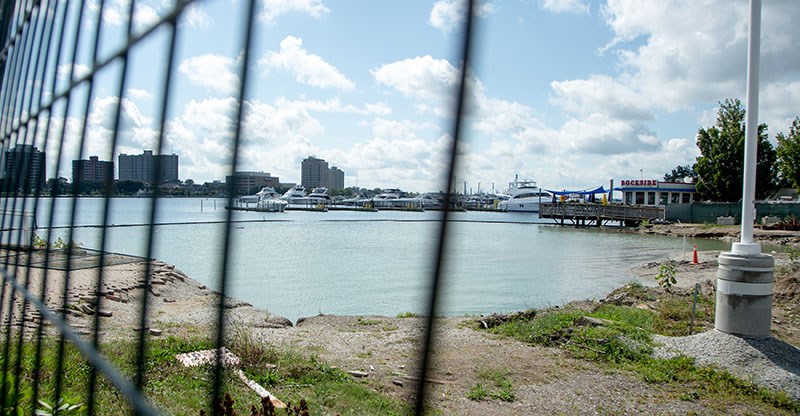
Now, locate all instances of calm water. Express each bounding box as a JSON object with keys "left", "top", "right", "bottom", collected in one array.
[{"left": 4, "top": 197, "right": 732, "bottom": 321}]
